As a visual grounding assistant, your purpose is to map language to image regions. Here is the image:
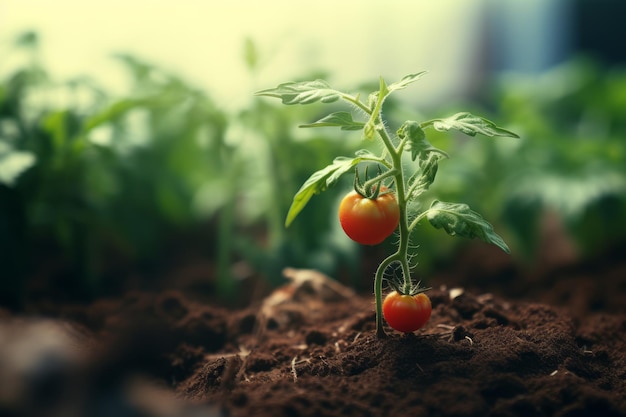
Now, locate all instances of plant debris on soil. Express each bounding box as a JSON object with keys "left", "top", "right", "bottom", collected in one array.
[{"left": 1, "top": 255, "right": 625, "bottom": 417}]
